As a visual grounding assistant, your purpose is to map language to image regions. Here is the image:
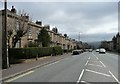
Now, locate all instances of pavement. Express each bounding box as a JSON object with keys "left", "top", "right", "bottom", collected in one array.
[{"left": 2, "top": 53, "right": 72, "bottom": 81}]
